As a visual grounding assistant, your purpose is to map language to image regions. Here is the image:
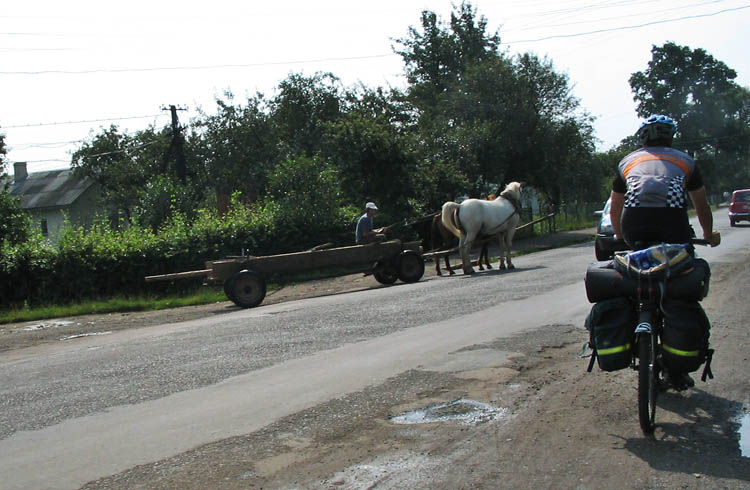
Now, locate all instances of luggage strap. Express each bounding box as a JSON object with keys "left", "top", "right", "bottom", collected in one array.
[
  {"left": 581, "top": 341, "right": 597, "bottom": 373},
  {"left": 701, "top": 348, "right": 715, "bottom": 382}
]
